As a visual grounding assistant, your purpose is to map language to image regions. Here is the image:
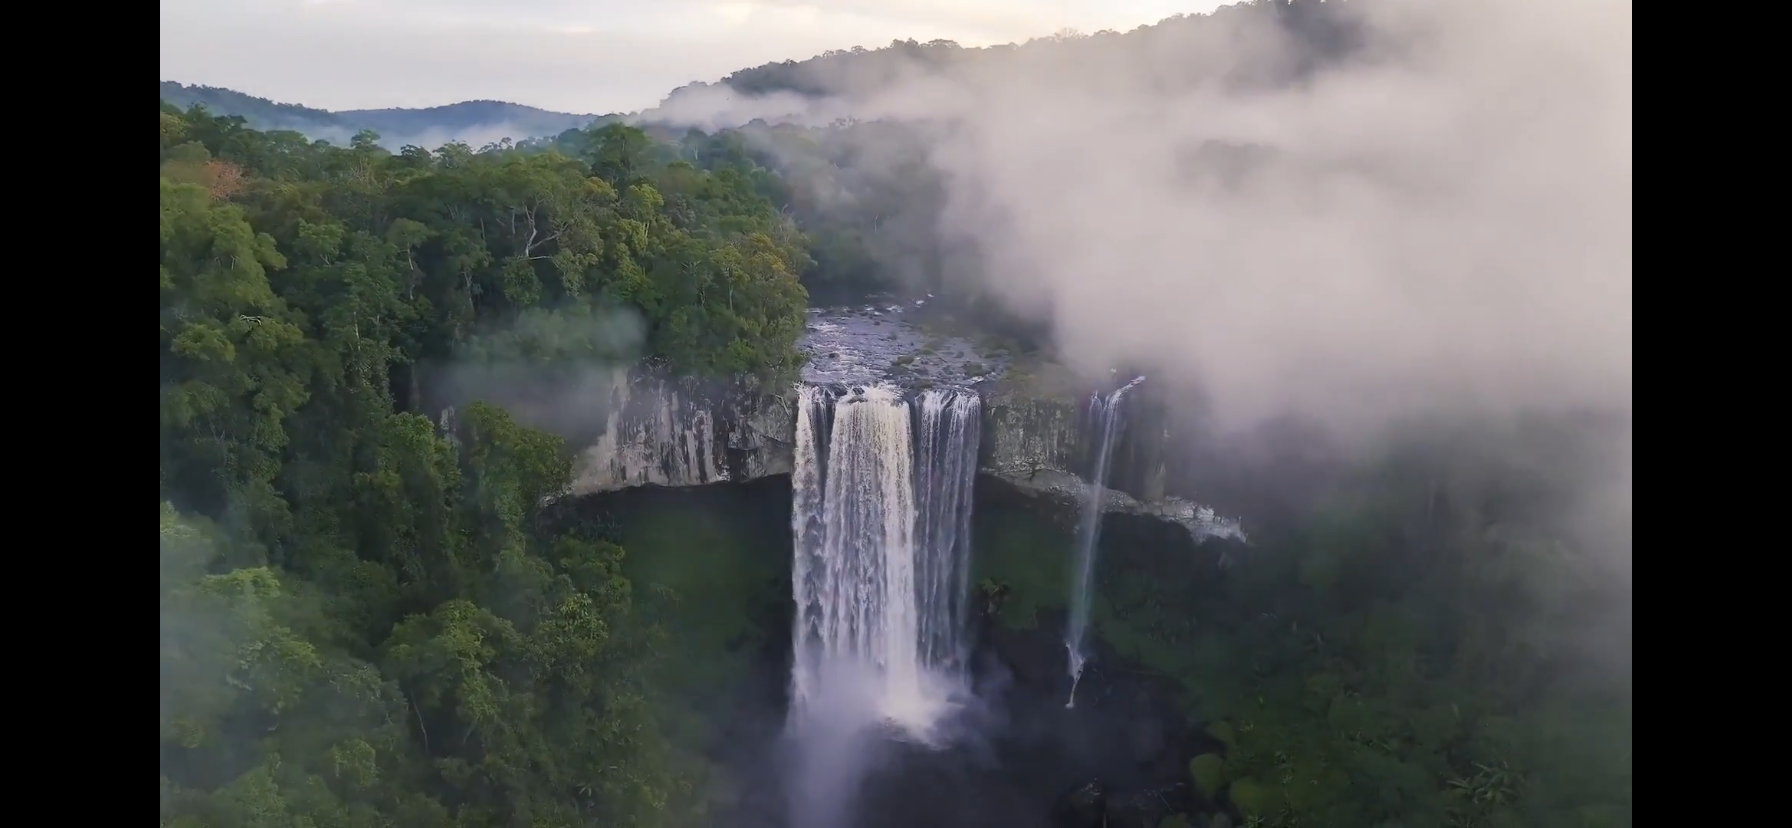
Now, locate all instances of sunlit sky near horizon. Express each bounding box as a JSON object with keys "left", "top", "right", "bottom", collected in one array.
[{"left": 160, "top": 0, "right": 1228, "bottom": 114}]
